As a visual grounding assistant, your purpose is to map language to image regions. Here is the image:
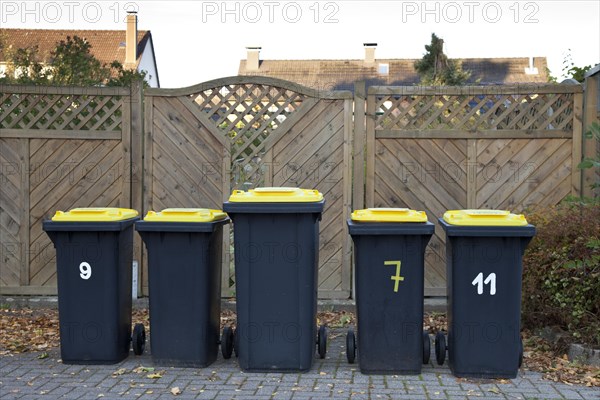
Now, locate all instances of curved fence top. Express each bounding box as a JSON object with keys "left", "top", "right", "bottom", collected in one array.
[{"left": 145, "top": 75, "right": 353, "bottom": 99}]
